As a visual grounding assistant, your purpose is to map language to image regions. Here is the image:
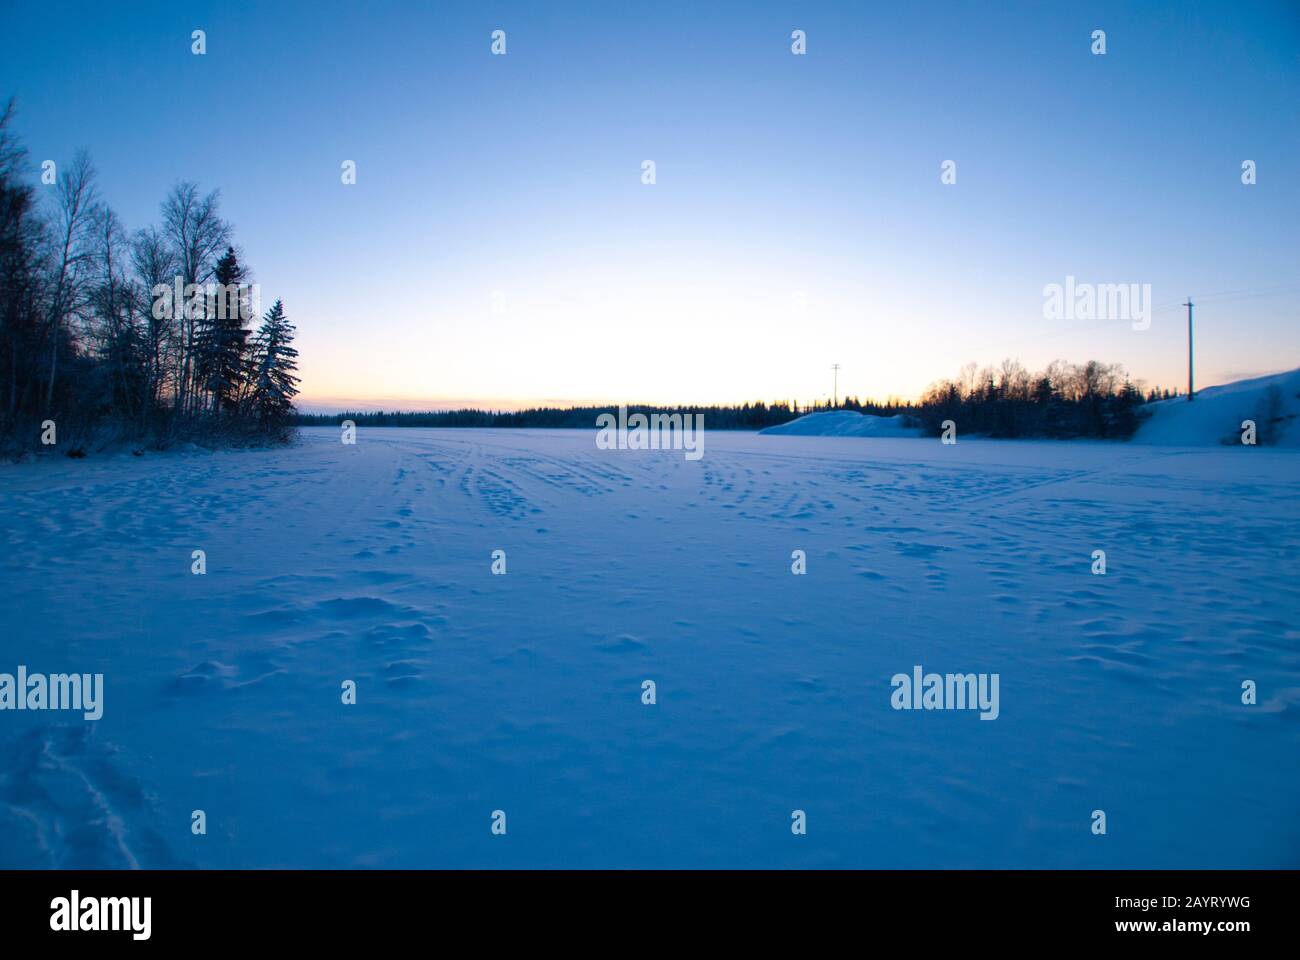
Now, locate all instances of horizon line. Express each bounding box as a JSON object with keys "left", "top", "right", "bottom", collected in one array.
[{"left": 294, "top": 365, "right": 1295, "bottom": 416}]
